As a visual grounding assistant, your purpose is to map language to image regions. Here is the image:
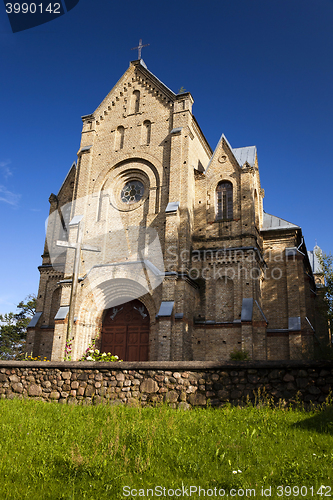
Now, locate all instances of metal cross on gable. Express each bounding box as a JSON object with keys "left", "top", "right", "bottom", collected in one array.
[{"left": 131, "top": 39, "right": 149, "bottom": 60}]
